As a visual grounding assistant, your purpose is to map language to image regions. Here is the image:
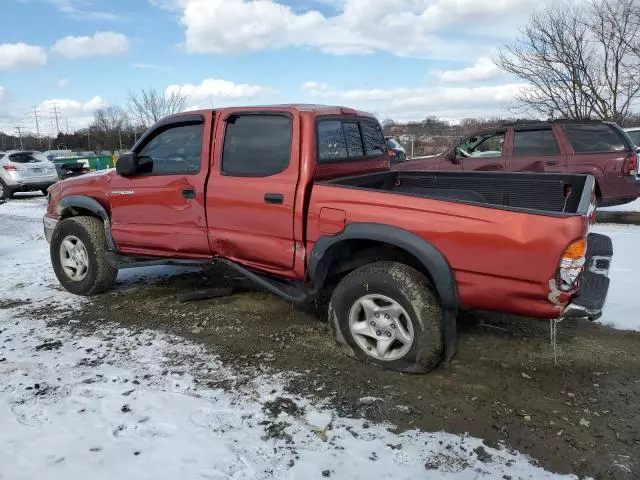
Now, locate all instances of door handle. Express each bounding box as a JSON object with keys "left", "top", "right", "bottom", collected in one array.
[
  {"left": 264, "top": 193, "right": 284, "bottom": 204},
  {"left": 546, "top": 161, "right": 559, "bottom": 166},
  {"left": 182, "top": 187, "right": 196, "bottom": 200}
]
